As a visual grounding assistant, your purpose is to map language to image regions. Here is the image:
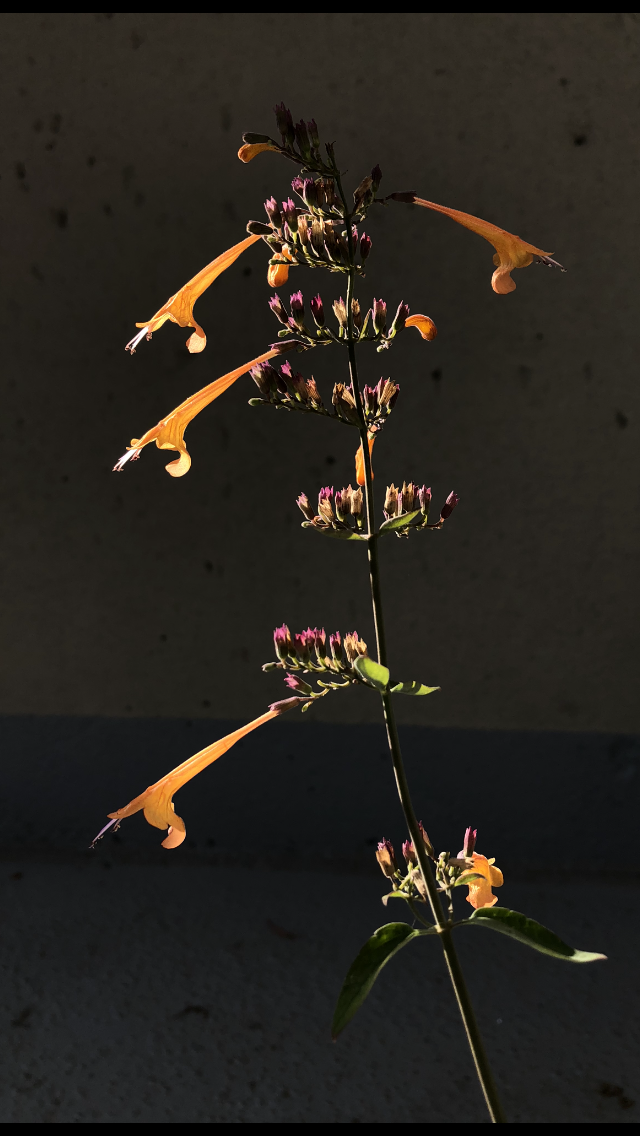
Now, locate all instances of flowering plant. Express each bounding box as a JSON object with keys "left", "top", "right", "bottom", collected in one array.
[{"left": 95, "top": 105, "right": 604, "bottom": 1123}]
